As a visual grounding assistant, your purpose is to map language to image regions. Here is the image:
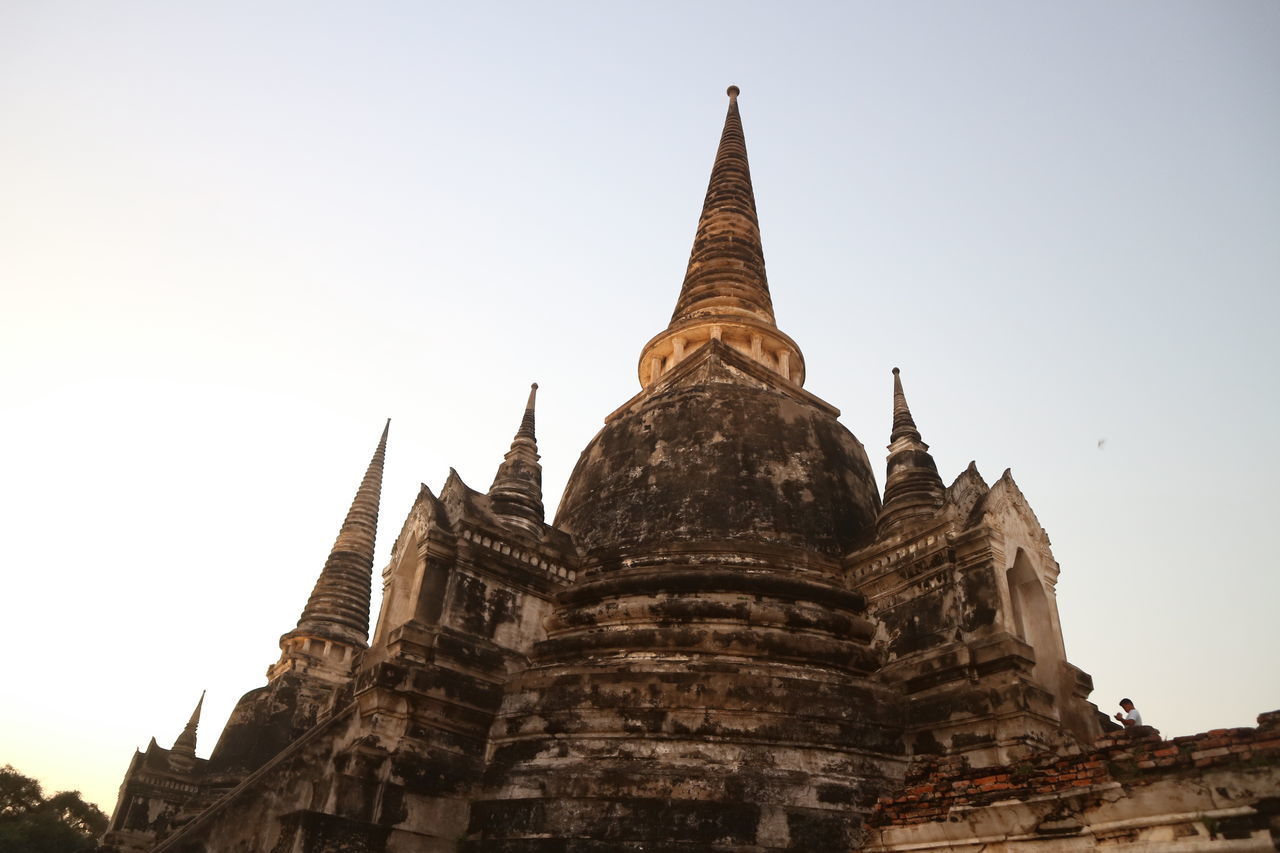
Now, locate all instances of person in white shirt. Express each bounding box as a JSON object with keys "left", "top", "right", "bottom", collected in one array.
[{"left": 1114, "top": 698, "right": 1143, "bottom": 727}]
